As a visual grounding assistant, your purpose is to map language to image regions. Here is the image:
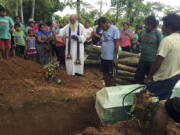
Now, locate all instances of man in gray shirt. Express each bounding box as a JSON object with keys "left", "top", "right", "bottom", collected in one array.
[{"left": 98, "top": 17, "right": 119, "bottom": 87}]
